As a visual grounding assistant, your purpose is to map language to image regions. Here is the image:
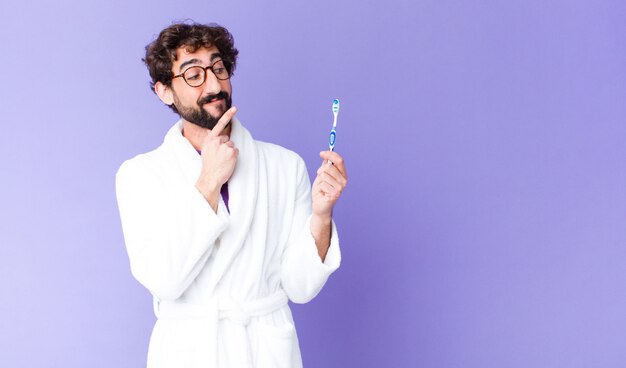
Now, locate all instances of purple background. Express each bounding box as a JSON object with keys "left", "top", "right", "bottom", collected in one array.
[{"left": 1, "top": 0, "right": 625, "bottom": 367}]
